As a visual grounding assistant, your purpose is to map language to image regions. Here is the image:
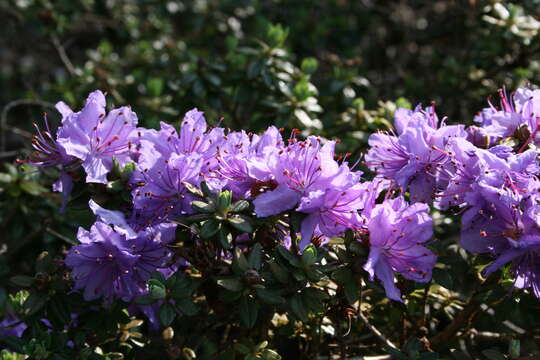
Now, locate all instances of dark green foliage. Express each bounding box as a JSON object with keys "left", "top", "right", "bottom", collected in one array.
[{"left": 2, "top": 1, "right": 540, "bottom": 359}]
